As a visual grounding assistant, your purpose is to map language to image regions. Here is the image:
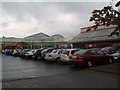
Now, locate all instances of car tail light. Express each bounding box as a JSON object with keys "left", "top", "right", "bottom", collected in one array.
[
  {"left": 67, "top": 51, "right": 70, "bottom": 56},
  {"left": 107, "top": 54, "right": 110, "bottom": 55},
  {"left": 49, "top": 54, "right": 52, "bottom": 57},
  {"left": 69, "top": 56, "right": 72, "bottom": 59},
  {"left": 77, "top": 56, "right": 84, "bottom": 60}
]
